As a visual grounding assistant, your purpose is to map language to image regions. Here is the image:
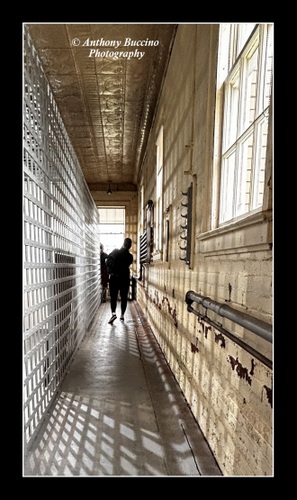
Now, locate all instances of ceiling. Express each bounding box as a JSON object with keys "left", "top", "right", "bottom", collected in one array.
[{"left": 27, "top": 23, "right": 177, "bottom": 204}]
